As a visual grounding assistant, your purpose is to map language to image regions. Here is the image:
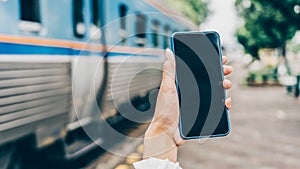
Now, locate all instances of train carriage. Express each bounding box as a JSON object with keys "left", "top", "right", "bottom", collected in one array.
[{"left": 0, "top": 0, "right": 197, "bottom": 168}]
